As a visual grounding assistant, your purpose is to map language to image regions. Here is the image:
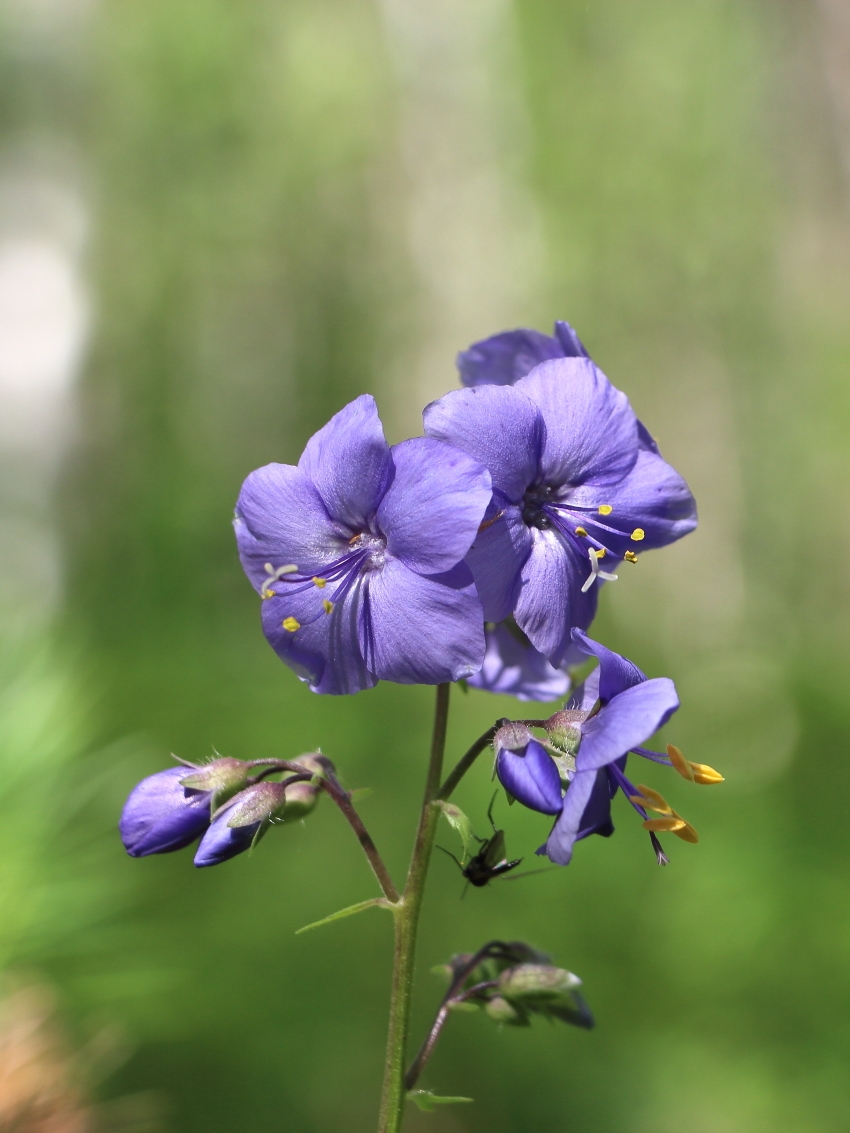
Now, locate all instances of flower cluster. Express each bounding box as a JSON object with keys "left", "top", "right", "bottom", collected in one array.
[{"left": 120, "top": 753, "right": 330, "bottom": 867}]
